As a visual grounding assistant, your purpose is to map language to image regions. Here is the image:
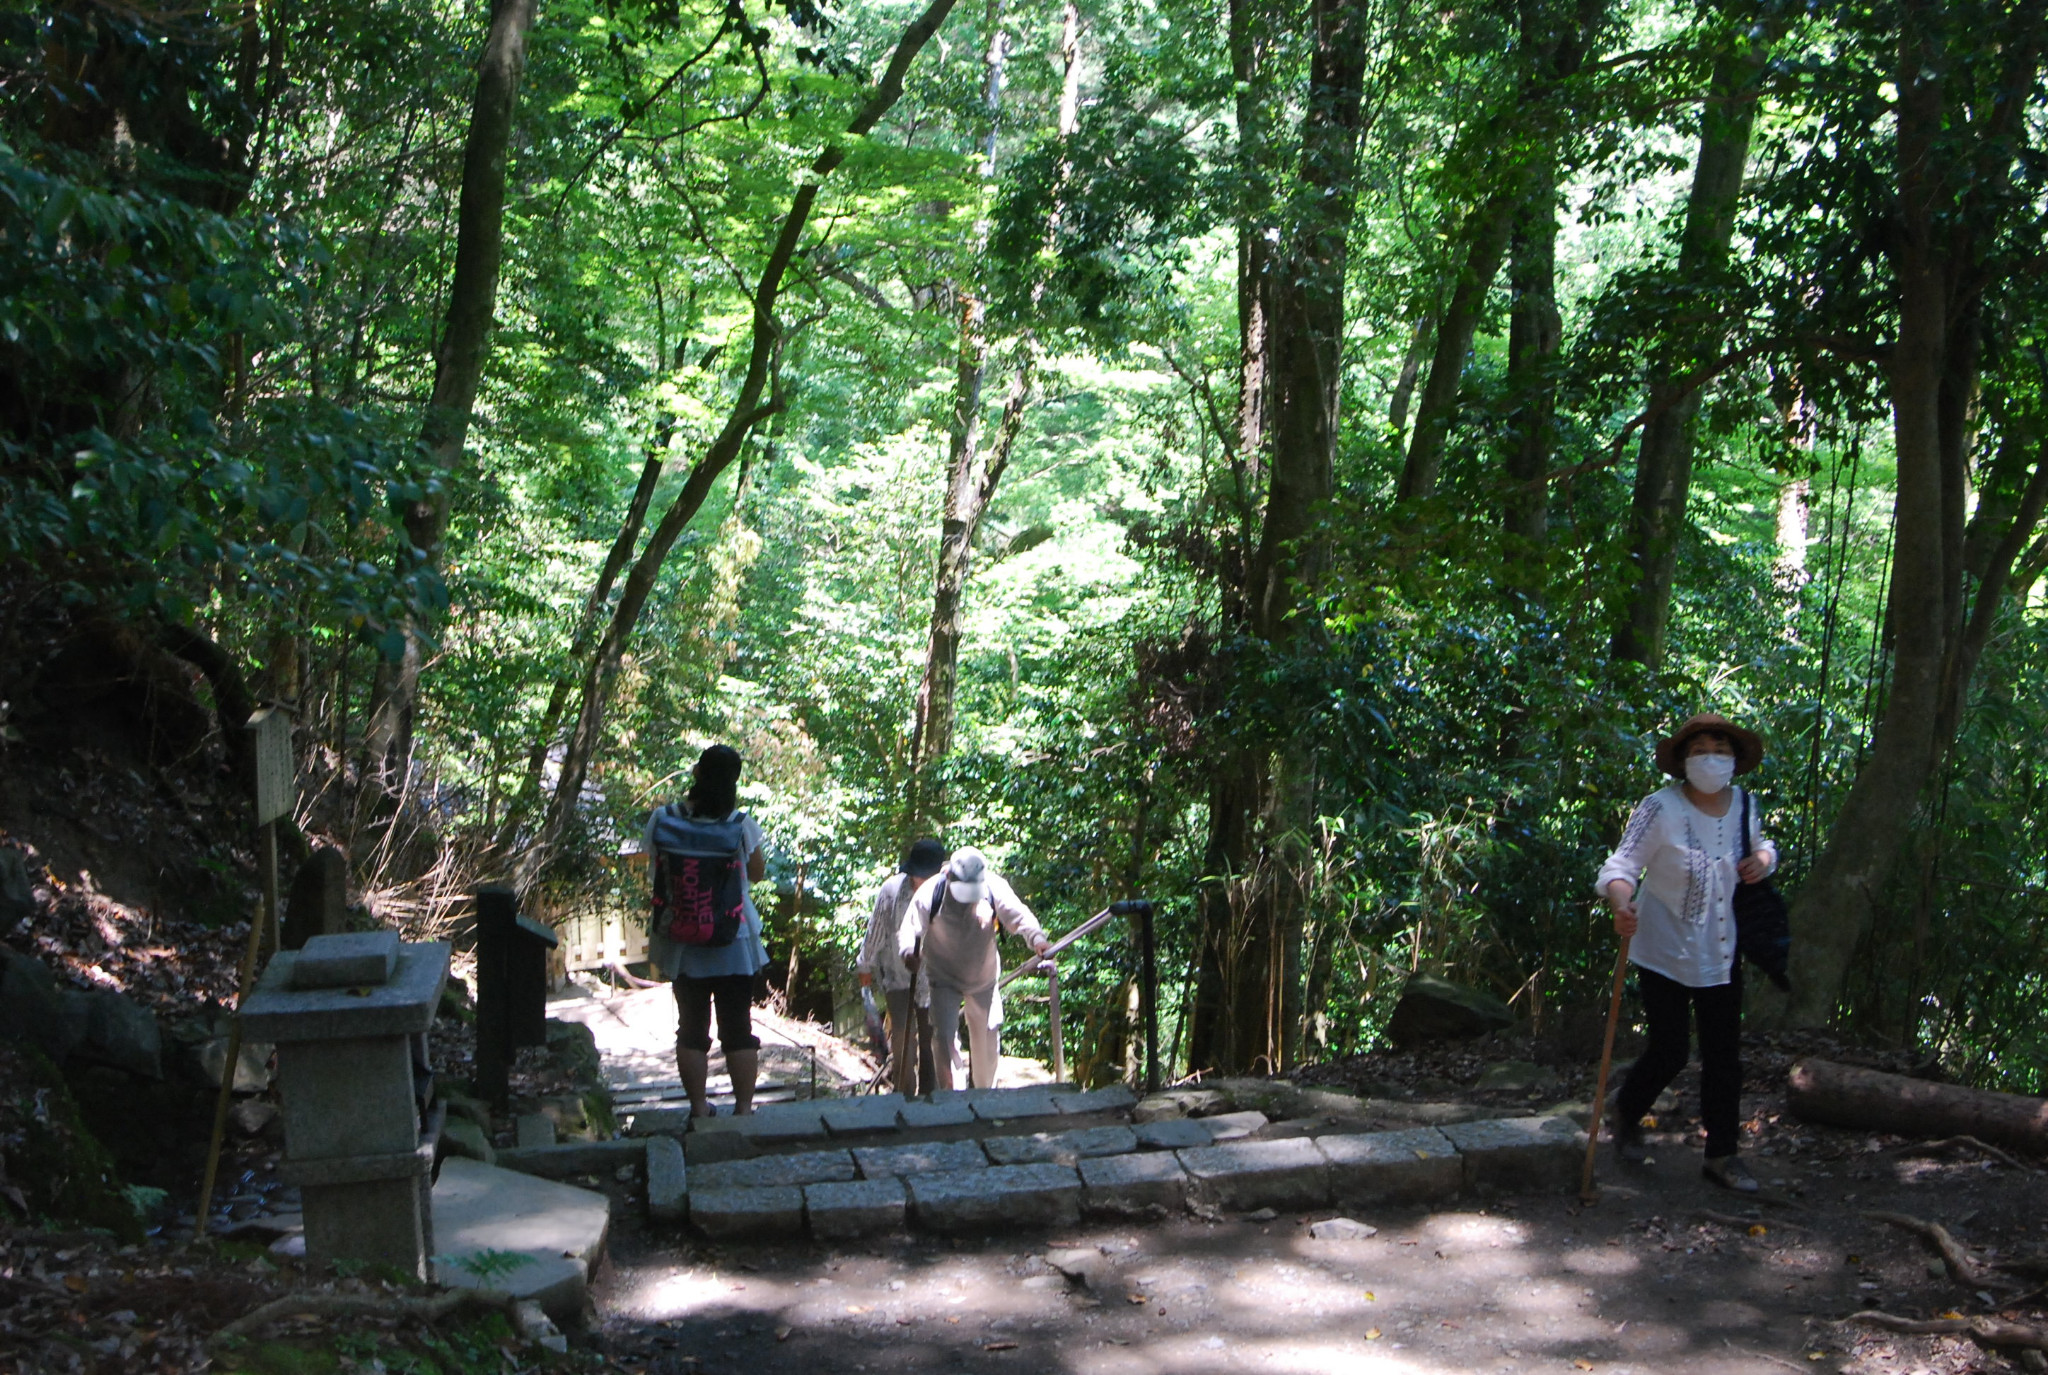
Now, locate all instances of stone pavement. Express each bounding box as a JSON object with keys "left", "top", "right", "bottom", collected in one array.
[
  {"left": 488, "top": 1077, "right": 1586, "bottom": 1242},
  {"left": 430, "top": 1157, "right": 612, "bottom": 1323},
  {"left": 497, "top": 985, "right": 1589, "bottom": 1251}
]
